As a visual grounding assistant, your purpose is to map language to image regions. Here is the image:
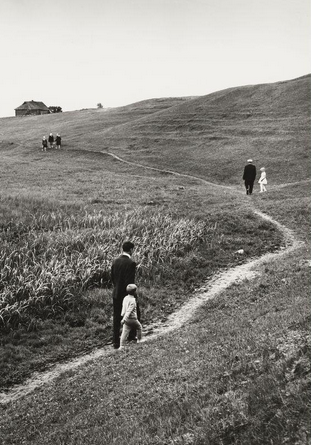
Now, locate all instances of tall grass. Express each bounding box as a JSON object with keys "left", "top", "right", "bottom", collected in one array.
[
  {"left": 0, "top": 191, "right": 282, "bottom": 388},
  {"left": 0, "top": 206, "right": 218, "bottom": 332}
]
